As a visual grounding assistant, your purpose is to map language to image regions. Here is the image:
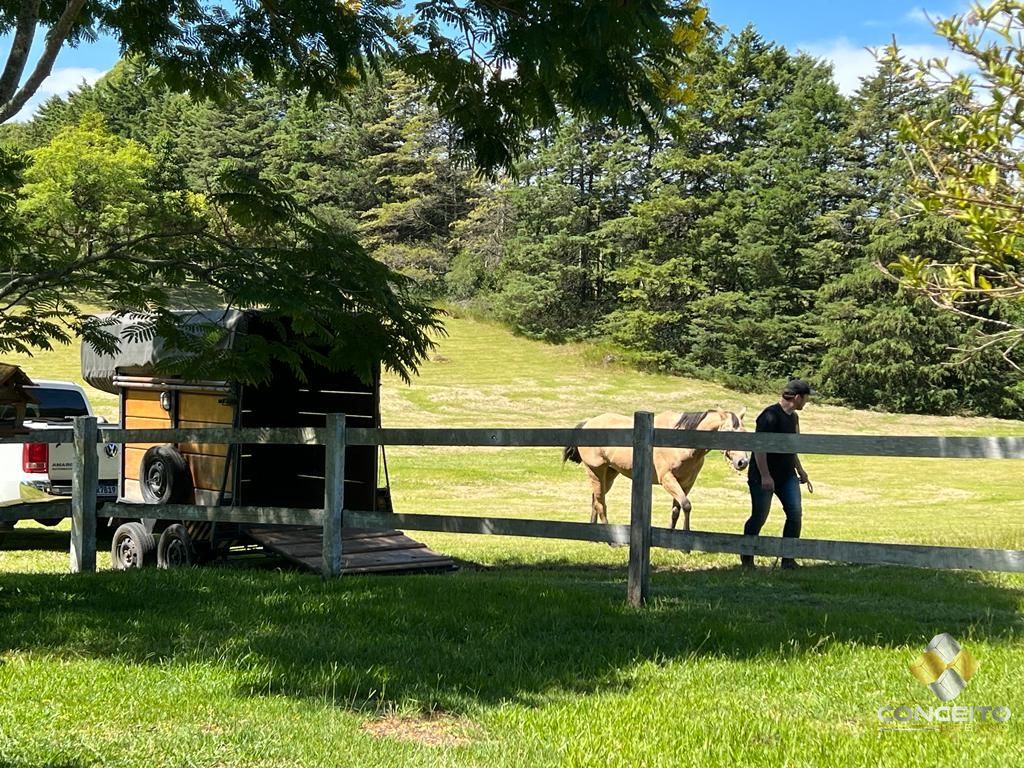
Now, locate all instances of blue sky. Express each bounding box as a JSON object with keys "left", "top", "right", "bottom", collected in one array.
[
  {"left": 4, "top": 1, "right": 971, "bottom": 120},
  {"left": 708, "top": 0, "right": 972, "bottom": 93}
]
